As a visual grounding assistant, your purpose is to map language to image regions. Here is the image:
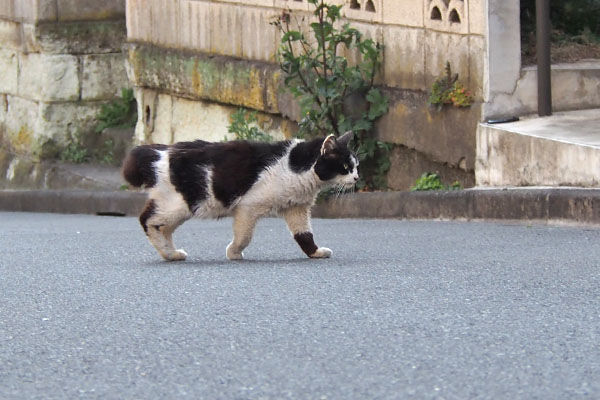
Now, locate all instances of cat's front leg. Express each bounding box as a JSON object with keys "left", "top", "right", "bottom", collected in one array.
[
  {"left": 283, "top": 205, "right": 332, "bottom": 259},
  {"left": 226, "top": 207, "right": 259, "bottom": 260}
]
